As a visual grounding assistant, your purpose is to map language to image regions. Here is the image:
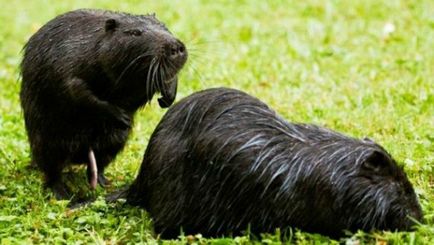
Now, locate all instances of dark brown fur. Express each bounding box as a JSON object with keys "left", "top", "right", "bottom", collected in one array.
[
  {"left": 20, "top": 9, "right": 187, "bottom": 198},
  {"left": 127, "top": 88, "right": 423, "bottom": 238}
]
